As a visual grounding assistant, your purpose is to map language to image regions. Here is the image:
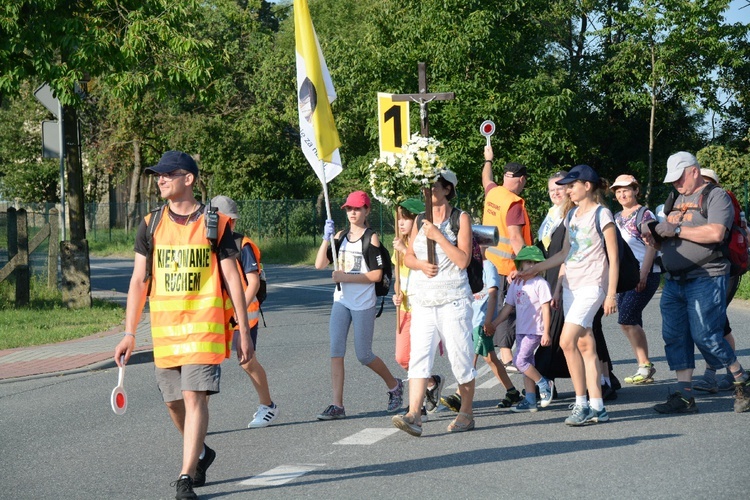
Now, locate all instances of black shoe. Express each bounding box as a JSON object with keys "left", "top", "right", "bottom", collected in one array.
[
  {"left": 440, "top": 393, "right": 461, "bottom": 412},
  {"left": 424, "top": 375, "right": 444, "bottom": 412},
  {"left": 193, "top": 445, "right": 215, "bottom": 487},
  {"left": 172, "top": 475, "right": 198, "bottom": 500},
  {"left": 654, "top": 391, "right": 698, "bottom": 414},
  {"left": 497, "top": 388, "right": 523, "bottom": 408},
  {"left": 602, "top": 383, "right": 618, "bottom": 401},
  {"left": 610, "top": 373, "right": 622, "bottom": 391}
]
